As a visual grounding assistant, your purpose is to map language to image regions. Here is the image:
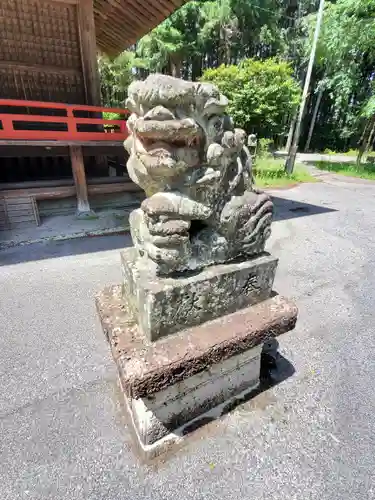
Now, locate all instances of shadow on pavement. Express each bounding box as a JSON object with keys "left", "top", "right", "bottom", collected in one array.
[
  {"left": 183, "top": 339, "right": 295, "bottom": 439},
  {"left": 272, "top": 196, "right": 337, "bottom": 221},
  {"left": 1, "top": 196, "right": 335, "bottom": 266},
  {"left": 0, "top": 233, "right": 132, "bottom": 267}
]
